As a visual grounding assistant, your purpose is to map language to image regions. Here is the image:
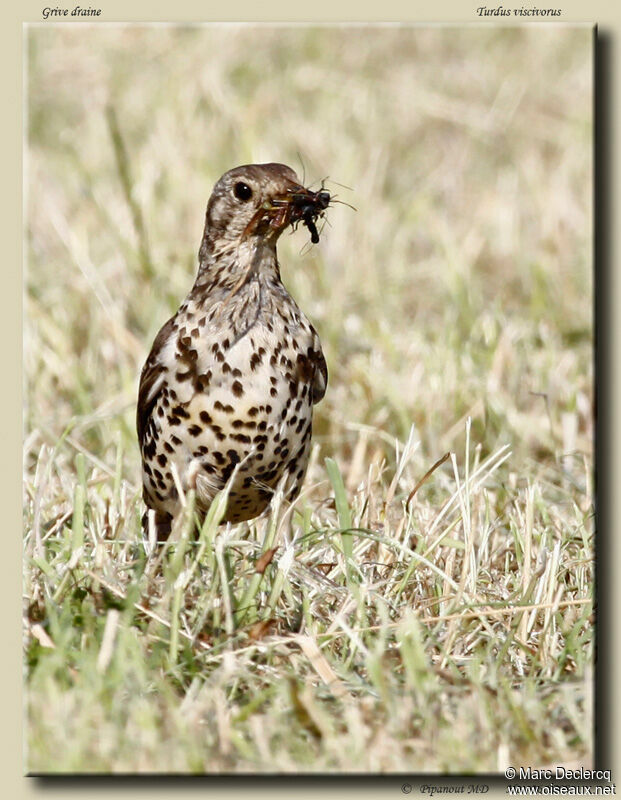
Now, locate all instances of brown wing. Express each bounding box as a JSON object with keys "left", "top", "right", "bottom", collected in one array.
[
  {"left": 311, "top": 345, "right": 328, "bottom": 404},
  {"left": 308, "top": 325, "right": 327, "bottom": 405},
  {"left": 136, "top": 316, "right": 175, "bottom": 446},
  {"left": 295, "top": 327, "right": 327, "bottom": 405}
]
